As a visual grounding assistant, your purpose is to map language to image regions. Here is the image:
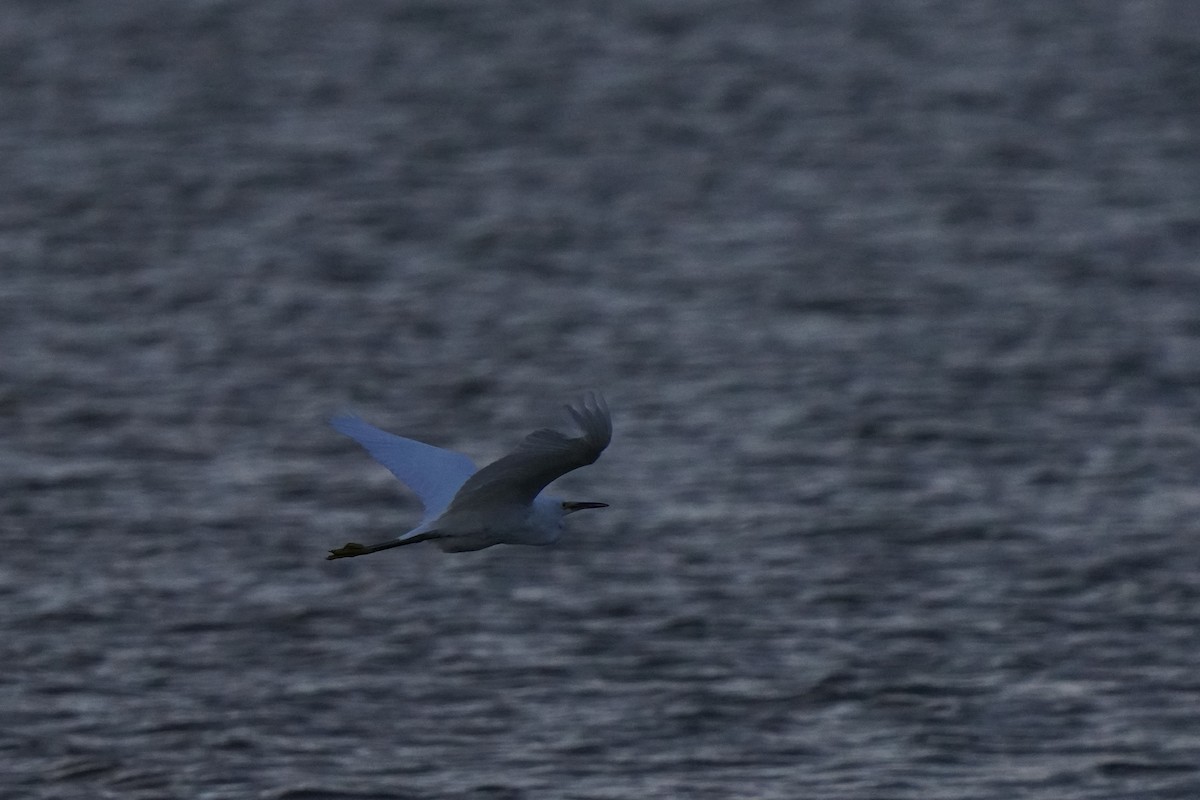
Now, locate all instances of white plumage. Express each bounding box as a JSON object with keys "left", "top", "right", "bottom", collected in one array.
[{"left": 327, "top": 394, "right": 611, "bottom": 559}]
